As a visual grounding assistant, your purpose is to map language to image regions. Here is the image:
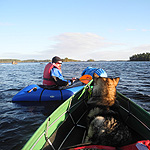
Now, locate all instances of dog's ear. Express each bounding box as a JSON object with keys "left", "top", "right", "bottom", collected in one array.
[
  {"left": 93, "top": 73, "right": 99, "bottom": 78},
  {"left": 113, "top": 77, "right": 120, "bottom": 87},
  {"left": 101, "top": 77, "right": 107, "bottom": 82}
]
